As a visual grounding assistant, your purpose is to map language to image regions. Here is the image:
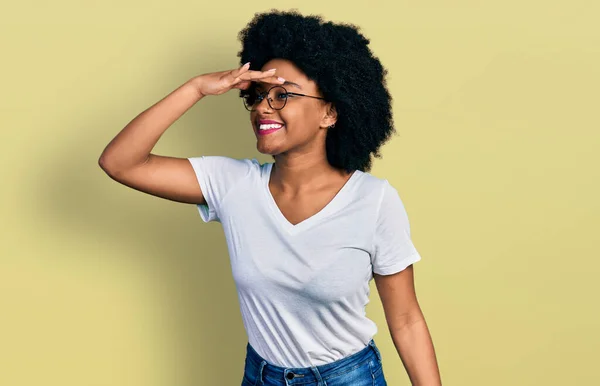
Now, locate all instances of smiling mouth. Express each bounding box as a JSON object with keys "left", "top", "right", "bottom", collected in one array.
[
  {"left": 258, "top": 123, "right": 284, "bottom": 130},
  {"left": 256, "top": 123, "right": 284, "bottom": 135}
]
